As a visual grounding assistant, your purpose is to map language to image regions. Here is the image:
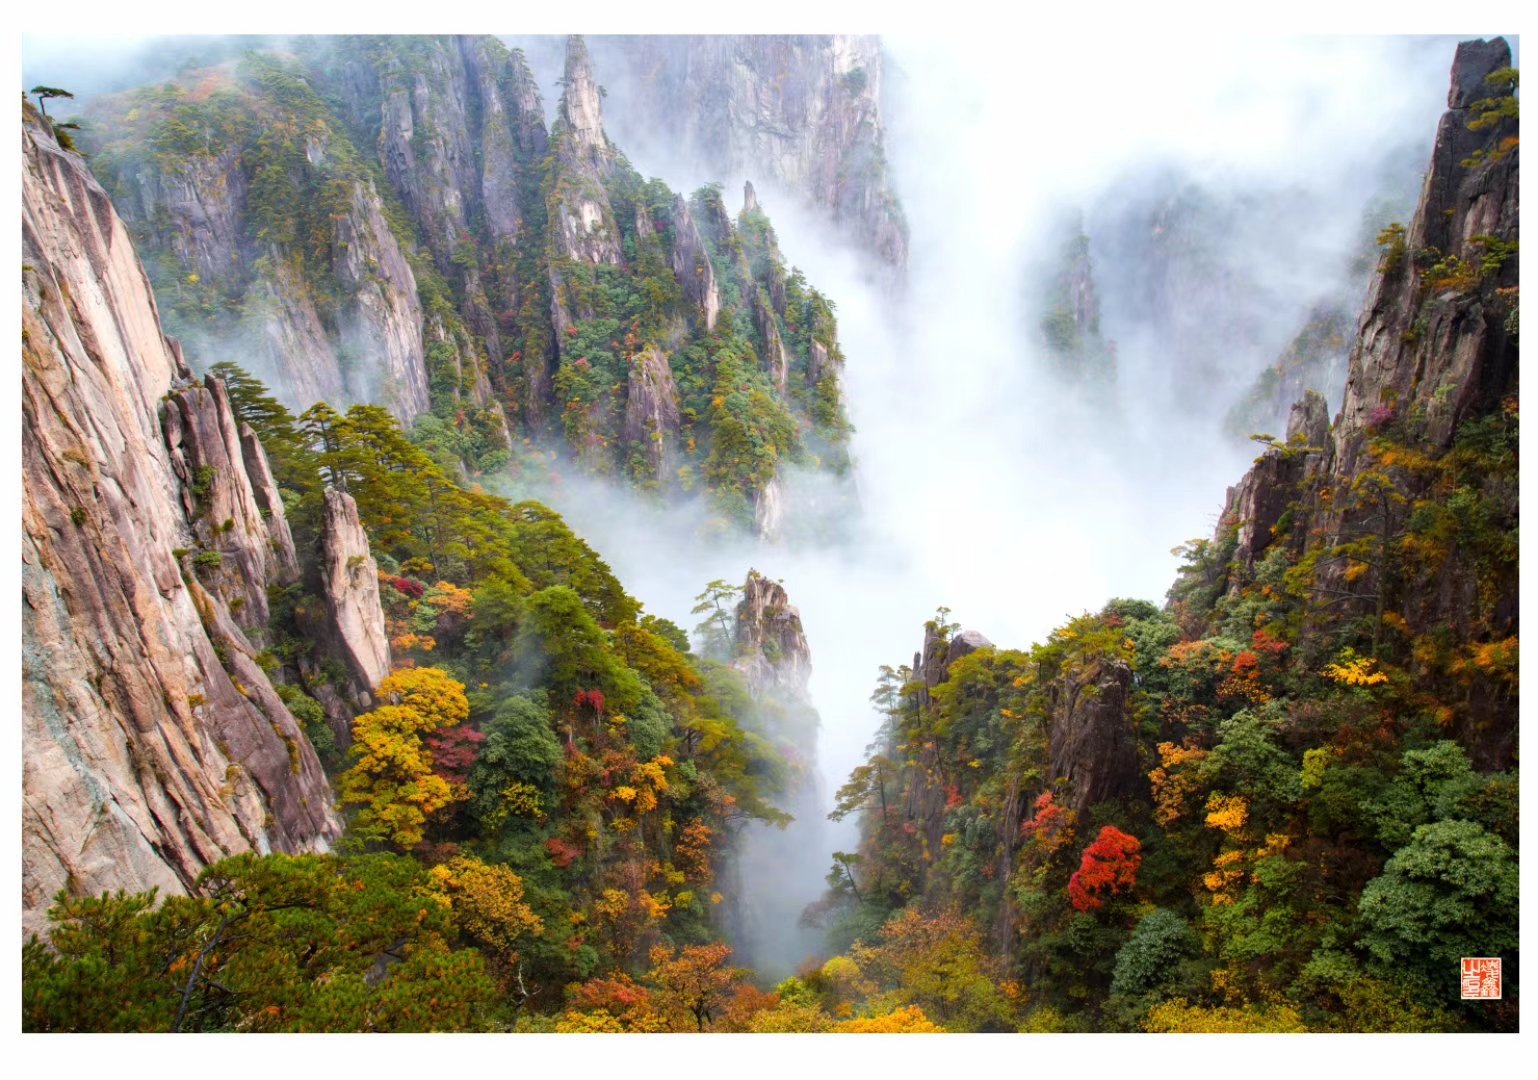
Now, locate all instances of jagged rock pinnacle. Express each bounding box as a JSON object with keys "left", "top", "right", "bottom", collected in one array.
[
  {"left": 743, "top": 180, "right": 759, "bottom": 213},
  {"left": 560, "top": 35, "right": 606, "bottom": 149},
  {"left": 1447, "top": 38, "right": 1511, "bottom": 109}
]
